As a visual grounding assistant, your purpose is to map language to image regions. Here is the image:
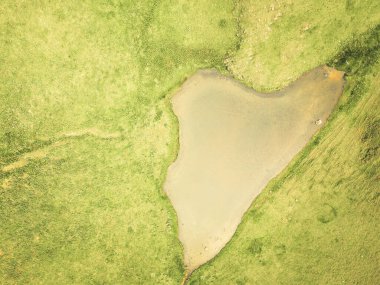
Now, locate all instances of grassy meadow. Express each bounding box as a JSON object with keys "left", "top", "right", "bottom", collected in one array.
[
  {"left": 0, "top": 1, "right": 238, "bottom": 284},
  {"left": 226, "top": 0, "right": 380, "bottom": 91},
  {"left": 1, "top": 0, "right": 379, "bottom": 284}
]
